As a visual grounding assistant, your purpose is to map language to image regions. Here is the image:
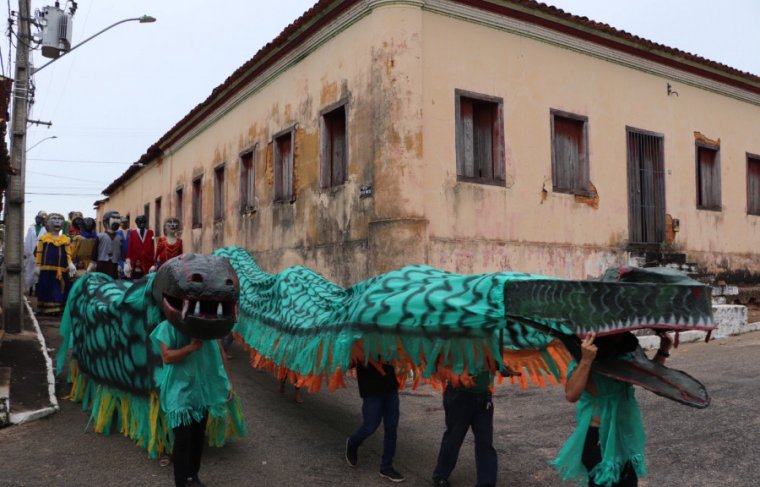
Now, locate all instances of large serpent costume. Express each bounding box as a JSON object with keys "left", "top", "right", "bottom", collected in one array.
[
  {"left": 215, "top": 246, "right": 714, "bottom": 408},
  {"left": 56, "top": 254, "right": 246, "bottom": 459},
  {"left": 58, "top": 247, "right": 714, "bottom": 459}
]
